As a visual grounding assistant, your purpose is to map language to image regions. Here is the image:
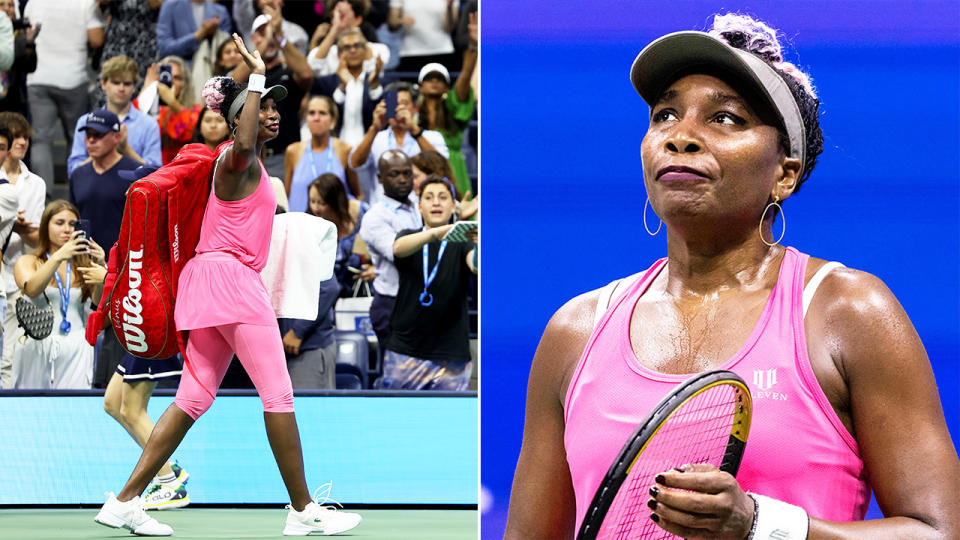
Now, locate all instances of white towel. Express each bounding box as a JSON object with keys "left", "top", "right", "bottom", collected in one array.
[{"left": 261, "top": 212, "right": 337, "bottom": 320}]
